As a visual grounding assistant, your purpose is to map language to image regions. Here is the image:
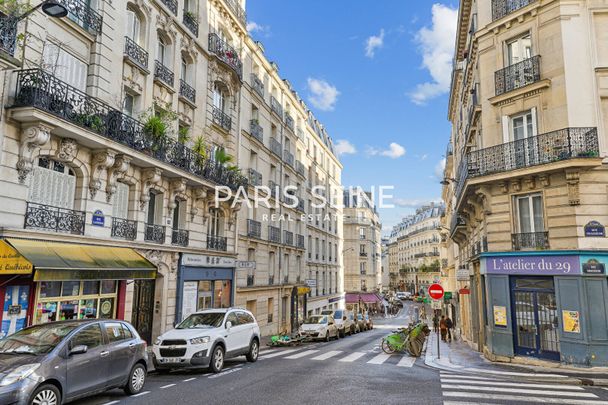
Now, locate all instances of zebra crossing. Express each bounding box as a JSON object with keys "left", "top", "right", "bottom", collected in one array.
[
  {"left": 439, "top": 371, "right": 608, "bottom": 404},
  {"left": 259, "top": 347, "right": 418, "bottom": 367}
]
